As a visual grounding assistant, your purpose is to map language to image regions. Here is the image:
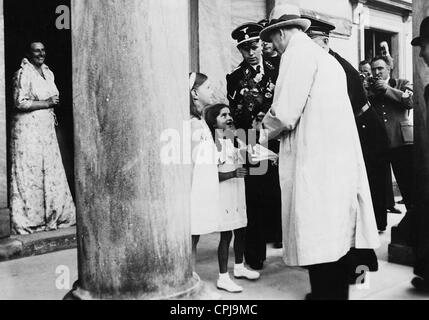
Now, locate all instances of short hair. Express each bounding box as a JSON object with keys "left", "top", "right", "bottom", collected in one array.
[
  {"left": 371, "top": 55, "right": 391, "bottom": 67},
  {"left": 359, "top": 60, "right": 370, "bottom": 67},
  {"left": 28, "top": 41, "right": 44, "bottom": 52}
]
